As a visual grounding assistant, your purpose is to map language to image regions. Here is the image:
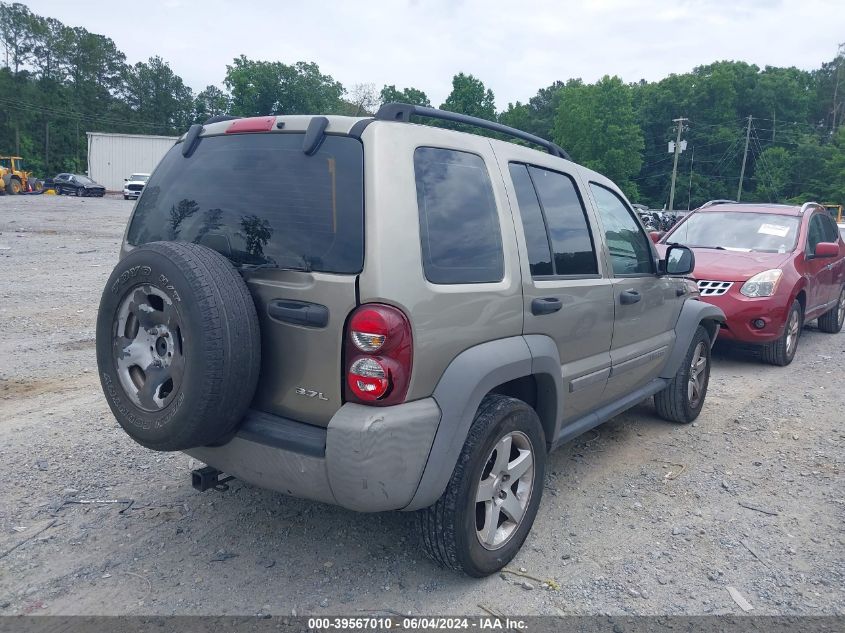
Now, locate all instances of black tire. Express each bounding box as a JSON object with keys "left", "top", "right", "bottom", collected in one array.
[
  {"left": 655, "top": 325, "right": 711, "bottom": 424},
  {"left": 75, "top": 187, "right": 83, "bottom": 197},
  {"left": 417, "top": 394, "right": 546, "bottom": 577},
  {"left": 6, "top": 179, "right": 21, "bottom": 195},
  {"left": 31, "top": 179, "right": 43, "bottom": 192},
  {"left": 95, "top": 241, "right": 261, "bottom": 451},
  {"left": 817, "top": 286, "right": 845, "bottom": 334},
  {"left": 761, "top": 300, "right": 802, "bottom": 366},
  {"left": 124, "top": 195, "right": 129, "bottom": 200}
]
